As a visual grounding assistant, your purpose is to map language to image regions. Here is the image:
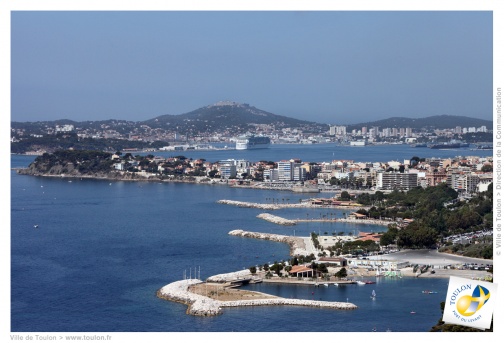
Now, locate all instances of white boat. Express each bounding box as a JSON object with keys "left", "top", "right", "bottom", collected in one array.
[
  {"left": 356, "top": 281, "right": 366, "bottom": 285},
  {"left": 334, "top": 283, "right": 339, "bottom": 287},
  {"left": 371, "top": 290, "right": 376, "bottom": 299},
  {"left": 323, "top": 283, "right": 329, "bottom": 287},
  {"left": 235, "top": 135, "right": 271, "bottom": 150}
]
